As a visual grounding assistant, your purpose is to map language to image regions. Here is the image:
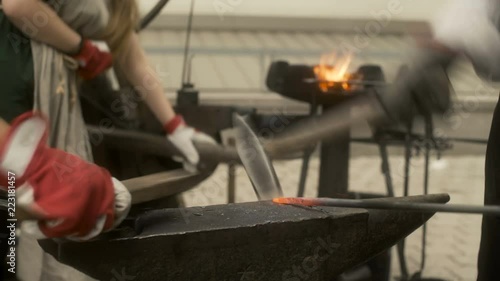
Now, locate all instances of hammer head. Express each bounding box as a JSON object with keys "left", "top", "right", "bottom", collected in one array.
[{"left": 232, "top": 114, "right": 283, "bottom": 200}]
